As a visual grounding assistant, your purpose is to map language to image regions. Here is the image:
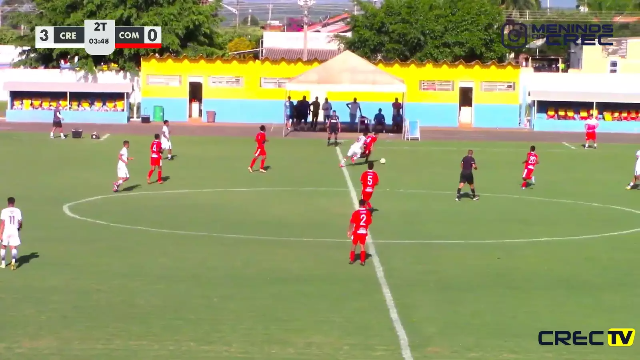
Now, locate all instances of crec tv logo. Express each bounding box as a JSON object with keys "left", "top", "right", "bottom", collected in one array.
[{"left": 539, "top": 329, "right": 635, "bottom": 347}]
